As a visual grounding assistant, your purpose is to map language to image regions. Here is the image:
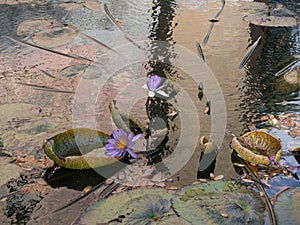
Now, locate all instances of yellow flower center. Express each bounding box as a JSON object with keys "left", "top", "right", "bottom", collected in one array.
[{"left": 117, "top": 141, "right": 127, "bottom": 150}]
